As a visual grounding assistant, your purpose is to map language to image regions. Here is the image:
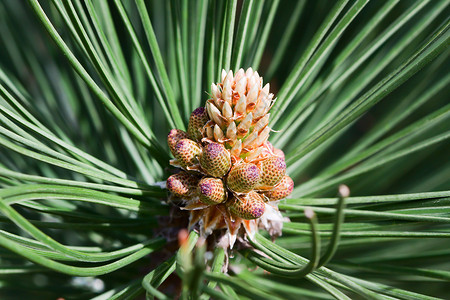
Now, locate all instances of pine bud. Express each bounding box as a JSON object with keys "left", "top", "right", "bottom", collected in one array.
[
  {"left": 206, "top": 101, "right": 225, "bottom": 128},
  {"left": 166, "top": 69, "right": 293, "bottom": 243},
  {"left": 174, "top": 139, "right": 202, "bottom": 169},
  {"left": 227, "top": 162, "right": 260, "bottom": 193},
  {"left": 198, "top": 177, "right": 227, "bottom": 205},
  {"left": 187, "top": 107, "right": 209, "bottom": 141},
  {"left": 168, "top": 129, "right": 189, "bottom": 155},
  {"left": 166, "top": 172, "right": 199, "bottom": 198},
  {"left": 200, "top": 142, "right": 231, "bottom": 177},
  {"left": 258, "top": 156, "right": 286, "bottom": 188},
  {"left": 263, "top": 175, "right": 294, "bottom": 201},
  {"left": 226, "top": 191, "right": 265, "bottom": 220},
  {"left": 236, "top": 113, "right": 253, "bottom": 137}
]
